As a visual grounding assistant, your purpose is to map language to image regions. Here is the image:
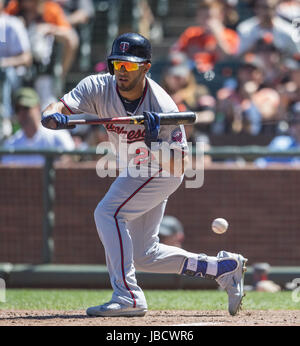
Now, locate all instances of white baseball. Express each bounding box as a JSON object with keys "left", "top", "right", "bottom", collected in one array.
[{"left": 212, "top": 218, "right": 228, "bottom": 234}]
